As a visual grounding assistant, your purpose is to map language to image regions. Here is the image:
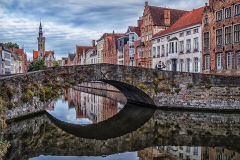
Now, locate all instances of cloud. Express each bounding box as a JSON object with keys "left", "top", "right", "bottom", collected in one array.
[{"left": 0, "top": 0, "right": 206, "bottom": 60}]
